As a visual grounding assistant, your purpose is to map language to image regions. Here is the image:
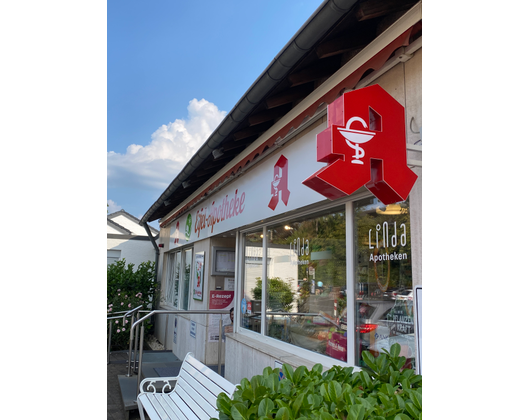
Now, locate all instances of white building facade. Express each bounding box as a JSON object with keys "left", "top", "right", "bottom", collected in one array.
[{"left": 143, "top": 1, "right": 422, "bottom": 384}]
